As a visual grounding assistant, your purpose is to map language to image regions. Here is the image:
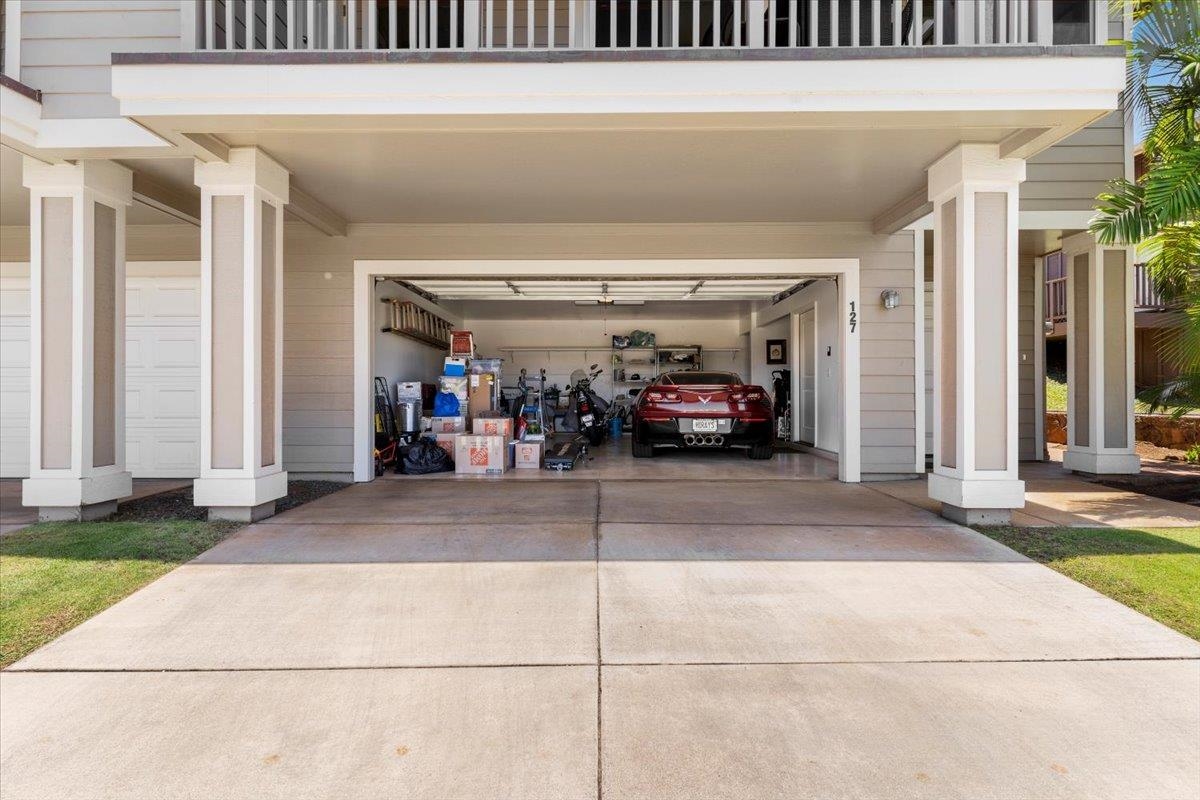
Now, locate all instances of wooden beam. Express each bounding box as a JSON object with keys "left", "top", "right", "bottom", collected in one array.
[
  {"left": 872, "top": 185, "right": 932, "bottom": 234},
  {"left": 131, "top": 171, "right": 201, "bottom": 226},
  {"left": 179, "top": 132, "right": 230, "bottom": 163},
  {"left": 287, "top": 183, "right": 347, "bottom": 237}
]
